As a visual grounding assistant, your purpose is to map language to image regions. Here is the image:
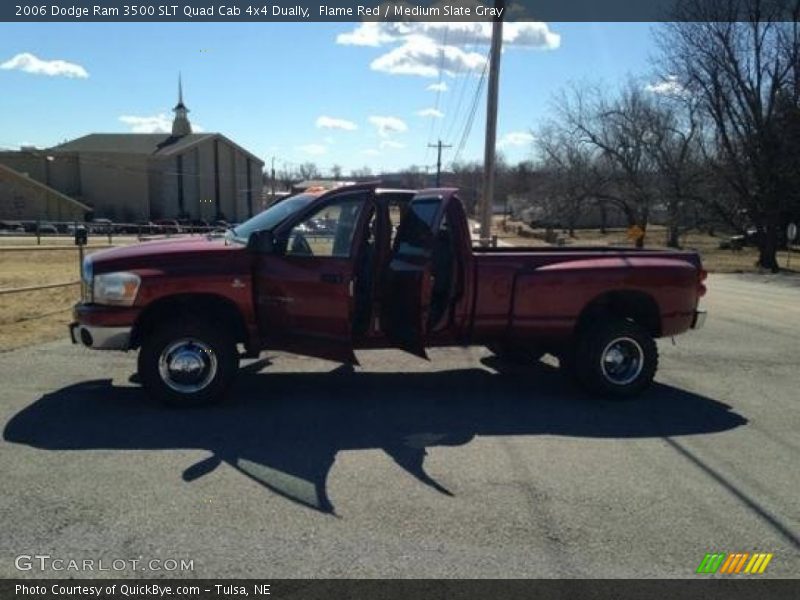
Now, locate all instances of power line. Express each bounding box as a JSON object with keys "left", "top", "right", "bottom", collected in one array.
[
  {"left": 424, "top": 26, "right": 450, "bottom": 167},
  {"left": 452, "top": 49, "right": 491, "bottom": 166},
  {"left": 438, "top": 28, "right": 473, "bottom": 149}
]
